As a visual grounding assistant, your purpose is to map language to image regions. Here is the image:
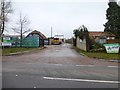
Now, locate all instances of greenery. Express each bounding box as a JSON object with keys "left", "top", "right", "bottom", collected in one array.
[
  {"left": 104, "top": 1, "right": 120, "bottom": 38},
  {"left": 2, "top": 47, "right": 43, "bottom": 55},
  {"left": 73, "top": 25, "right": 89, "bottom": 39},
  {"left": 73, "top": 25, "right": 91, "bottom": 51},
  {"left": 0, "top": 0, "right": 13, "bottom": 37},
  {"left": 91, "top": 42, "right": 105, "bottom": 52},
  {"left": 74, "top": 46, "right": 120, "bottom": 60}
]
